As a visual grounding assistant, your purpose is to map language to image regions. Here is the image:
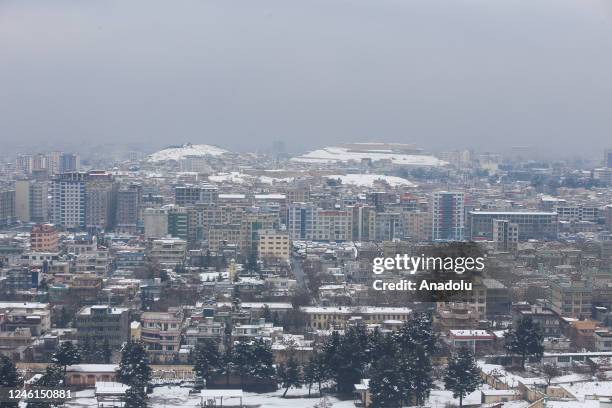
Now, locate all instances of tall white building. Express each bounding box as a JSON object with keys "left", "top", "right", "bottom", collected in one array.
[
  {"left": 432, "top": 191, "right": 465, "bottom": 241},
  {"left": 51, "top": 172, "right": 87, "bottom": 229}
]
